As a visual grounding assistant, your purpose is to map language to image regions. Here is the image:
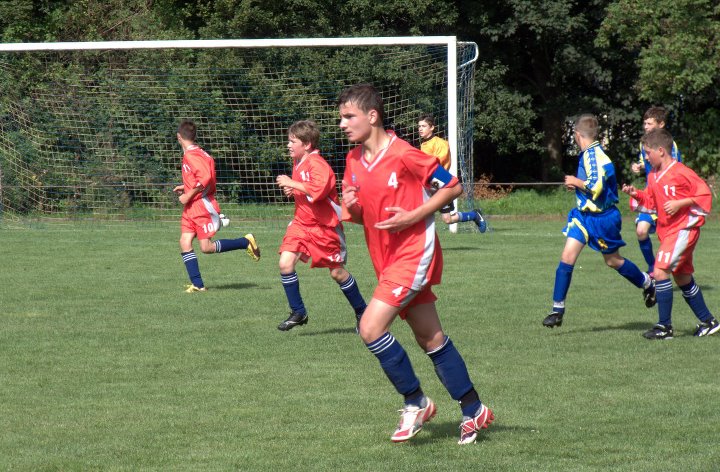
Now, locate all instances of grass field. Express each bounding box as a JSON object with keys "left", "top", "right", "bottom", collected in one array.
[{"left": 2, "top": 214, "right": 719, "bottom": 471}]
